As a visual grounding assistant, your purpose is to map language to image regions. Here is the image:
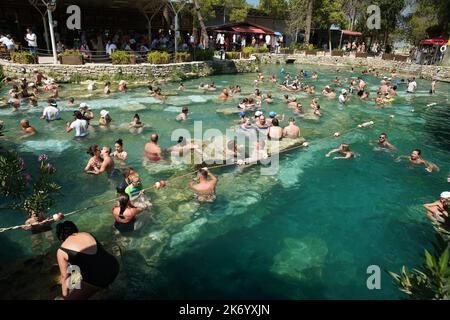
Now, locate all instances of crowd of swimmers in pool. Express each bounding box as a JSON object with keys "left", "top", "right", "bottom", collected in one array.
[{"left": 0, "top": 65, "right": 448, "bottom": 299}]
